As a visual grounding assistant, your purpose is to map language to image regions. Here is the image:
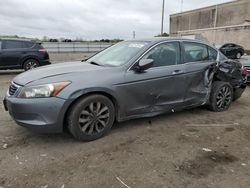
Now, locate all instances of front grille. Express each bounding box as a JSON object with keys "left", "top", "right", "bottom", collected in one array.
[
  {"left": 244, "top": 66, "right": 250, "bottom": 72},
  {"left": 8, "top": 82, "right": 20, "bottom": 96}
]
